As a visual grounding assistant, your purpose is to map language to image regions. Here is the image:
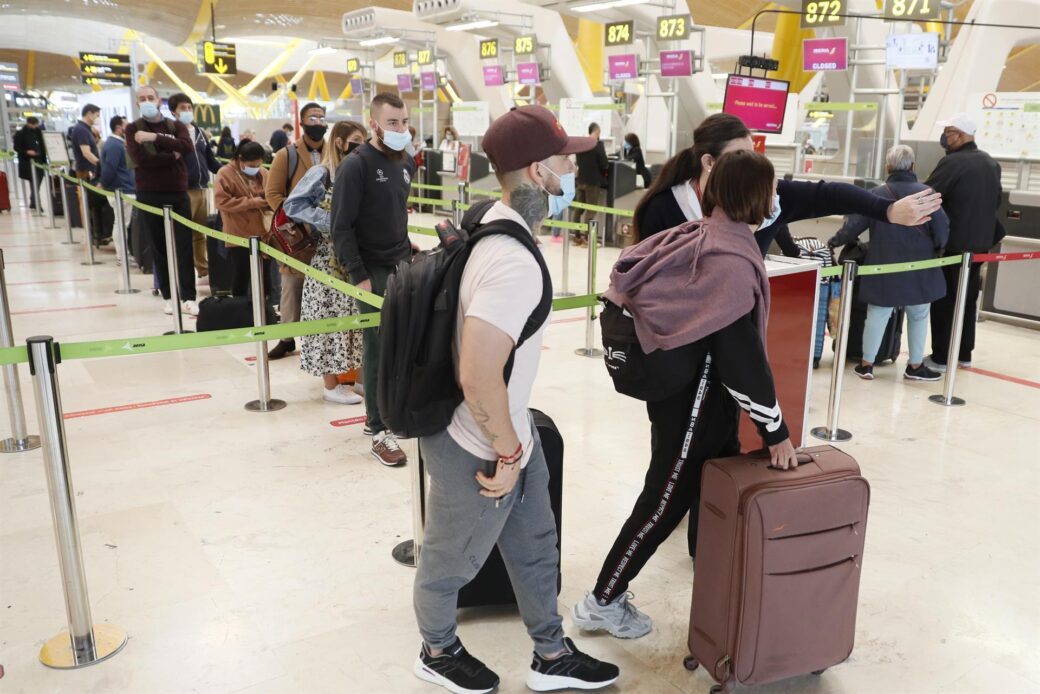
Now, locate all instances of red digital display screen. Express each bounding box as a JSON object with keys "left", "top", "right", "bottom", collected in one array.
[{"left": 723, "top": 74, "right": 790, "bottom": 133}]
